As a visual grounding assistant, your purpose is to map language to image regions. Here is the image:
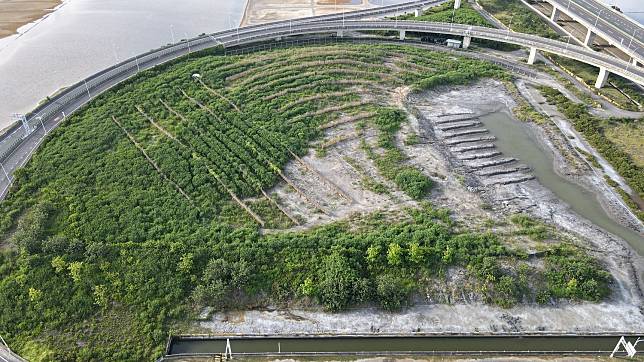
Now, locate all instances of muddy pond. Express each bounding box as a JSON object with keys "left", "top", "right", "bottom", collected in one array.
[{"left": 481, "top": 111, "right": 643, "bottom": 254}]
